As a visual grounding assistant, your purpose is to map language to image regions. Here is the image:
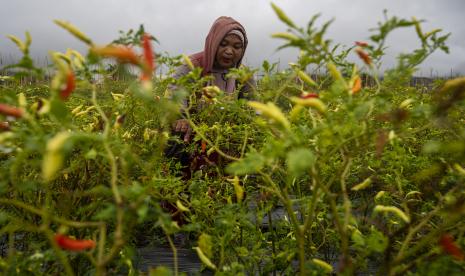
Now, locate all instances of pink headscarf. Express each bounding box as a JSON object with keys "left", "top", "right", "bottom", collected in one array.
[{"left": 188, "top": 16, "right": 248, "bottom": 93}]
